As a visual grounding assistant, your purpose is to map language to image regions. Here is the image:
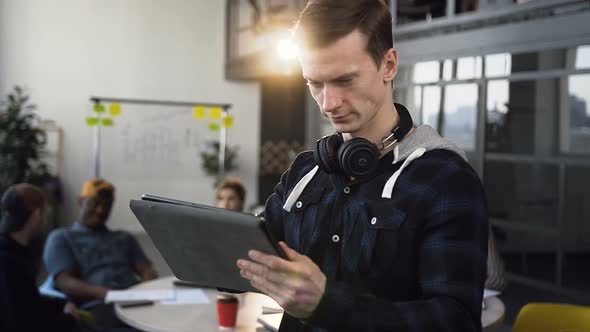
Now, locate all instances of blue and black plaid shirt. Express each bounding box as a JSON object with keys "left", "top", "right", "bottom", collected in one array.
[{"left": 265, "top": 149, "right": 488, "bottom": 332}]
